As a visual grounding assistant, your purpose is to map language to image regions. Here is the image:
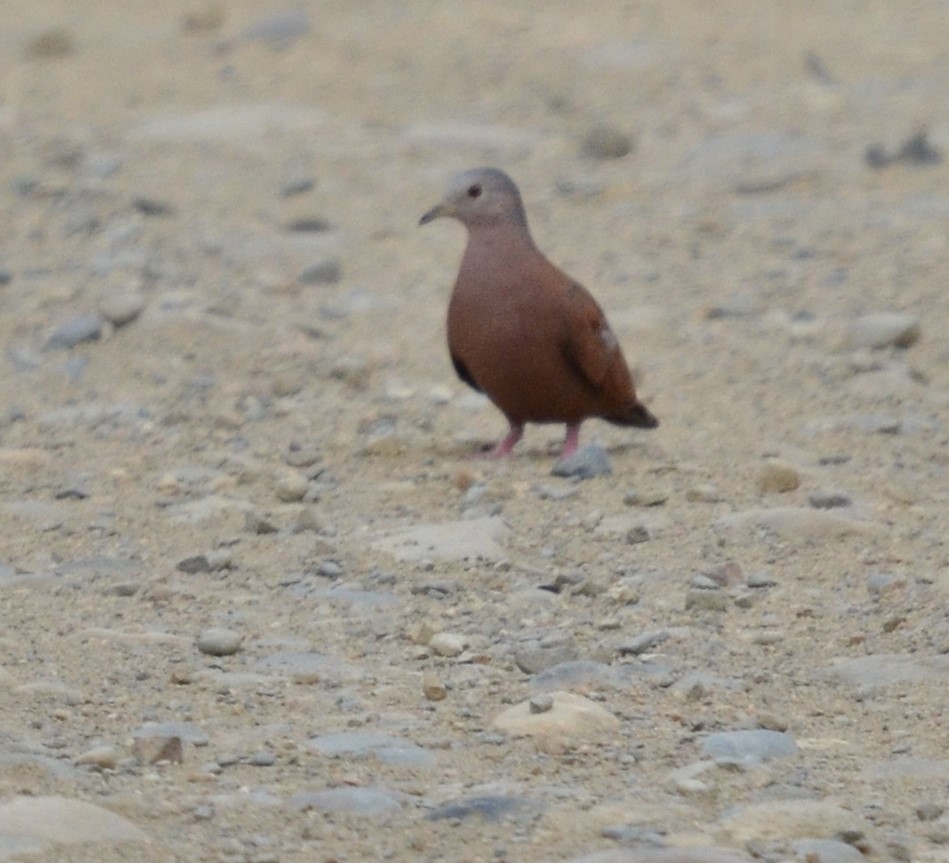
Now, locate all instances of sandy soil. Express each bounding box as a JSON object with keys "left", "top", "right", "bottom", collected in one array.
[{"left": 1, "top": 2, "right": 948, "bottom": 862}]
